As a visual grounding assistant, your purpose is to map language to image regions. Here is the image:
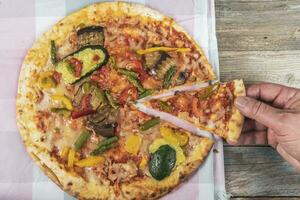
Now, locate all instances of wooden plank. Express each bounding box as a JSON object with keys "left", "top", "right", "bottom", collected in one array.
[
  {"left": 224, "top": 146, "right": 300, "bottom": 197},
  {"left": 232, "top": 198, "right": 300, "bottom": 200},
  {"left": 216, "top": 0, "right": 300, "bottom": 51},
  {"left": 219, "top": 50, "right": 300, "bottom": 87}
]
